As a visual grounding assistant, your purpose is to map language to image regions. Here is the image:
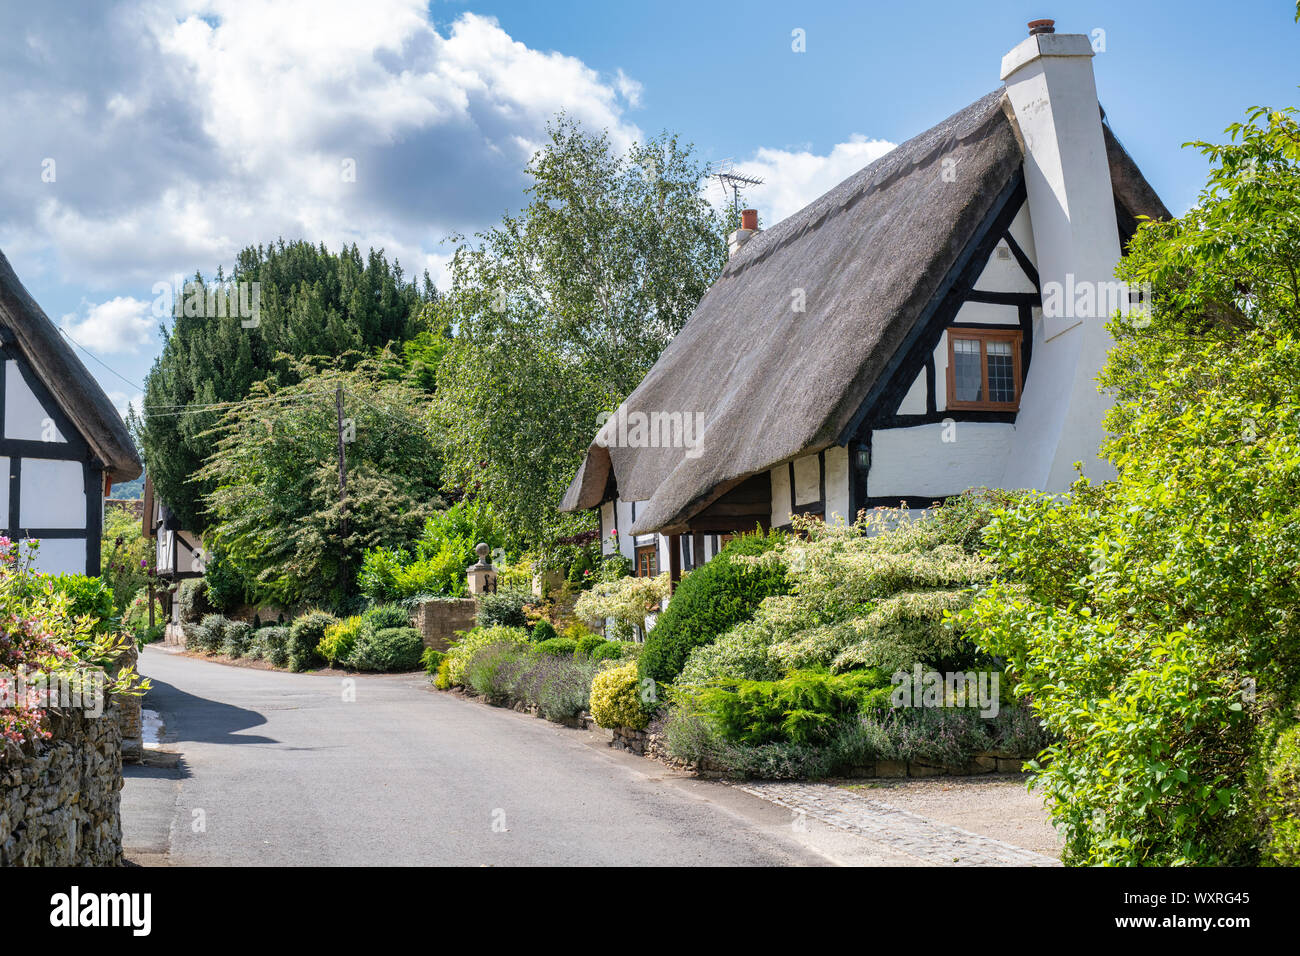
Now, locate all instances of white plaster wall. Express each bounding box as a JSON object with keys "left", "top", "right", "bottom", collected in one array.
[
  {"left": 897, "top": 370, "right": 927, "bottom": 414},
  {"left": 792, "top": 454, "right": 820, "bottom": 505},
  {"left": 600, "top": 500, "right": 617, "bottom": 555},
  {"left": 0, "top": 457, "right": 8, "bottom": 520},
  {"left": 972, "top": 239, "right": 1038, "bottom": 294},
  {"left": 157, "top": 530, "right": 173, "bottom": 572},
  {"left": 1007, "top": 203, "right": 1038, "bottom": 267},
  {"left": 20, "top": 458, "right": 84, "bottom": 528},
  {"left": 932, "top": 338, "right": 948, "bottom": 410},
  {"left": 5, "top": 362, "right": 67, "bottom": 443},
  {"left": 824, "top": 445, "right": 850, "bottom": 524},
  {"left": 953, "top": 300, "right": 1022, "bottom": 326},
  {"left": 26, "top": 537, "right": 86, "bottom": 576},
  {"left": 868, "top": 423, "right": 1015, "bottom": 498},
  {"left": 769, "top": 463, "right": 792, "bottom": 527},
  {"left": 615, "top": 500, "right": 636, "bottom": 559}
]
